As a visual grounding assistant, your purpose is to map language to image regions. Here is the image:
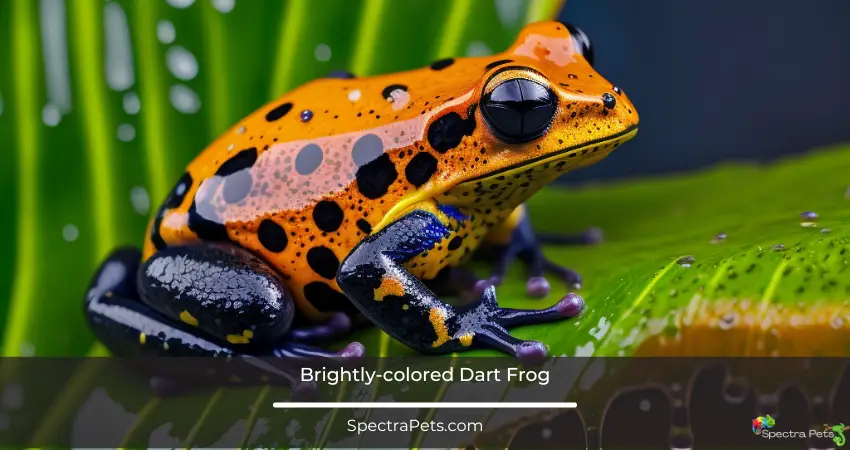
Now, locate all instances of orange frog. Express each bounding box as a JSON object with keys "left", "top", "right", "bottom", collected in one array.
[{"left": 85, "top": 21, "right": 638, "bottom": 370}]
